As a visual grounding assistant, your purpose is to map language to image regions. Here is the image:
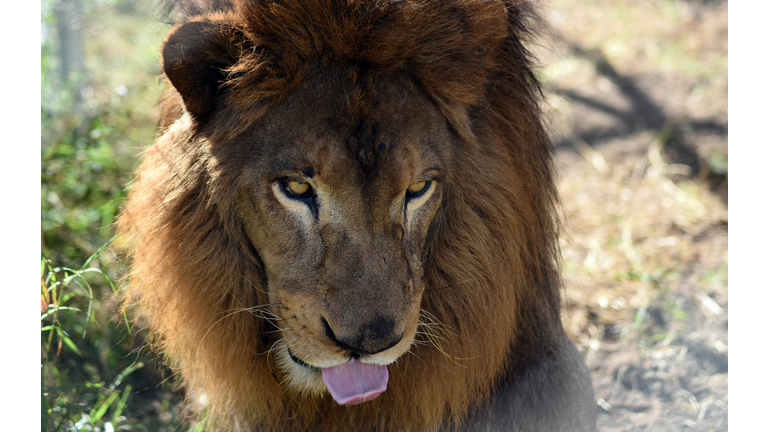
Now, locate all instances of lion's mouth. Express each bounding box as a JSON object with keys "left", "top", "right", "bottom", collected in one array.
[
  {"left": 286, "top": 348, "right": 389, "bottom": 405},
  {"left": 321, "top": 358, "right": 389, "bottom": 405},
  {"left": 288, "top": 349, "right": 320, "bottom": 372}
]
